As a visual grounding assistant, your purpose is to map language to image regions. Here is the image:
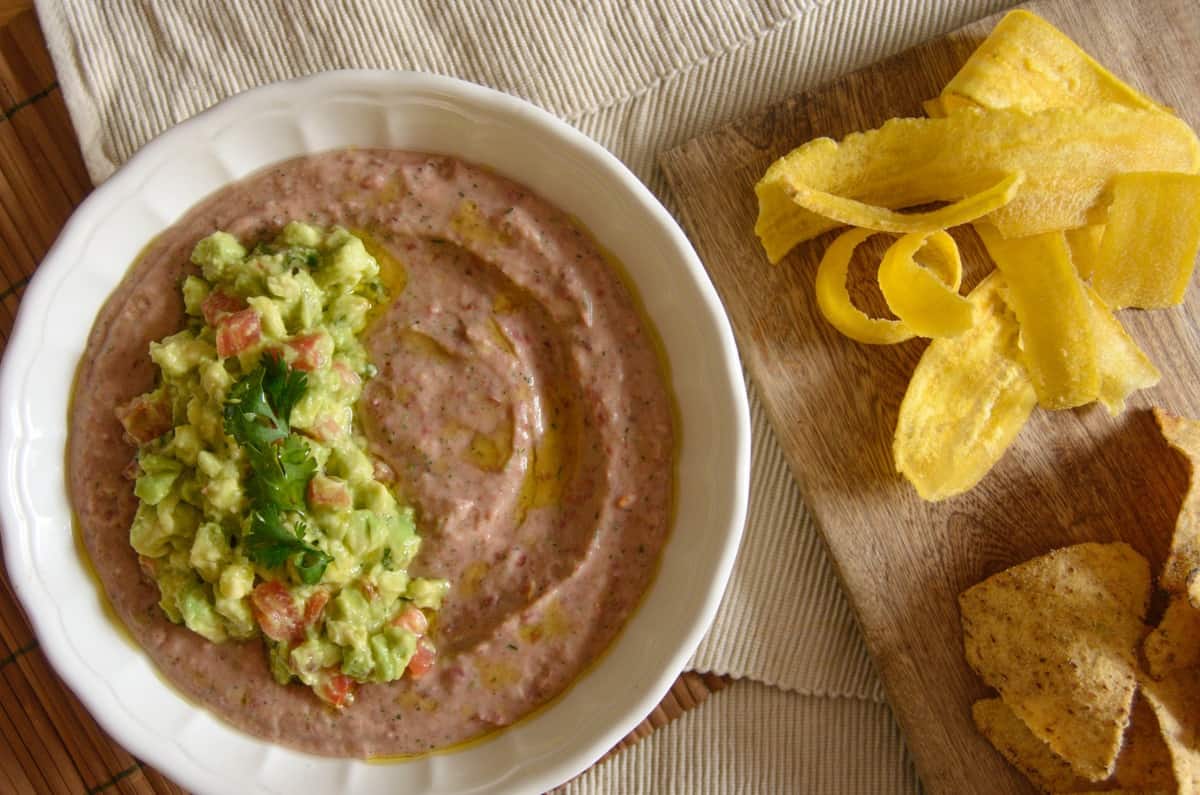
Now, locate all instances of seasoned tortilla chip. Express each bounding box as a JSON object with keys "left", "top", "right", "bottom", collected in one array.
[
  {"left": 977, "top": 226, "right": 1098, "bottom": 409},
  {"left": 754, "top": 105, "right": 1200, "bottom": 262},
  {"left": 973, "top": 697, "right": 1094, "bottom": 792},
  {"left": 1142, "top": 667, "right": 1200, "bottom": 794},
  {"left": 1093, "top": 172, "right": 1200, "bottom": 310},
  {"left": 932, "top": 10, "right": 1165, "bottom": 116},
  {"left": 1155, "top": 409, "right": 1200, "bottom": 594},
  {"left": 1144, "top": 596, "right": 1200, "bottom": 680},
  {"left": 959, "top": 542, "right": 1151, "bottom": 781},
  {"left": 893, "top": 273, "right": 1036, "bottom": 500},
  {"left": 877, "top": 230, "right": 973, "bottom": 338}
]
